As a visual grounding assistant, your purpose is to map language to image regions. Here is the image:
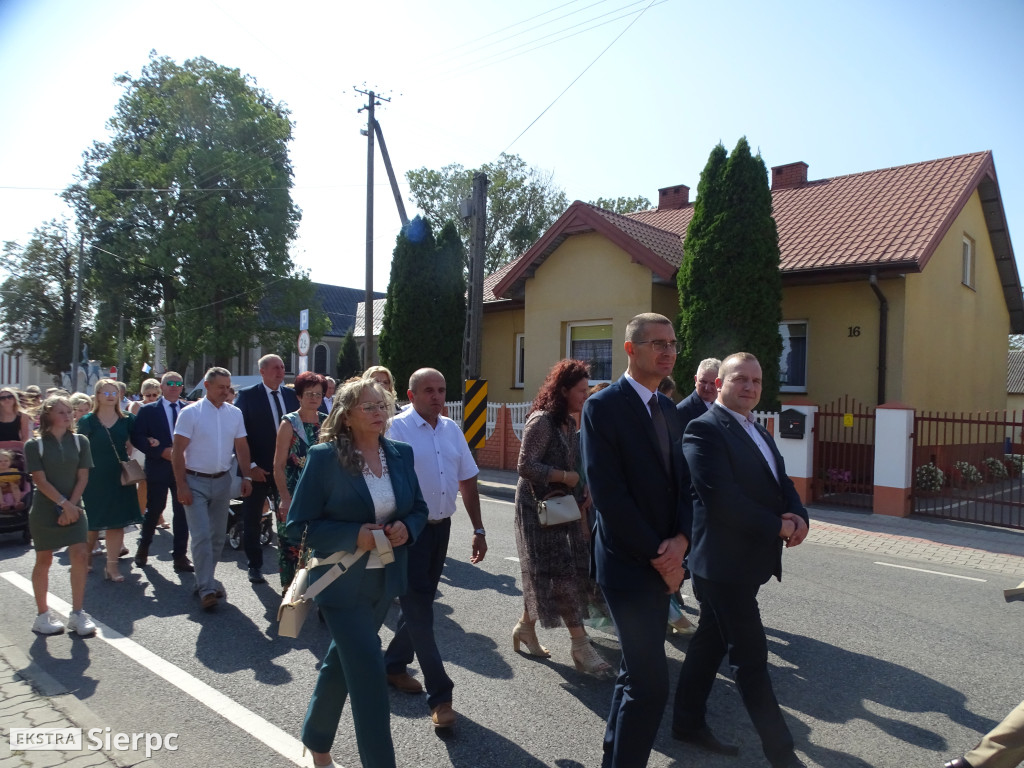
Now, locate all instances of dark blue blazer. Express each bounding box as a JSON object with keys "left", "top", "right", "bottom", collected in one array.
[
  {"left": 676, "top": 389, "right": 711, "bottom": 429},
  {"left": 683, "top": 404, "right": 809, "bottom": 586},
  {"left": 234, "top": 382, "right": 299, "bottom": 471},
  {"left": 131, "top": 397, "right": 178, "bottom": 484},
  {"left": 581, "top": 375, "right": 692, "bottom": 592},
  {"left": 284, "top": 437, "right": 429, "bottom": 606}
]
